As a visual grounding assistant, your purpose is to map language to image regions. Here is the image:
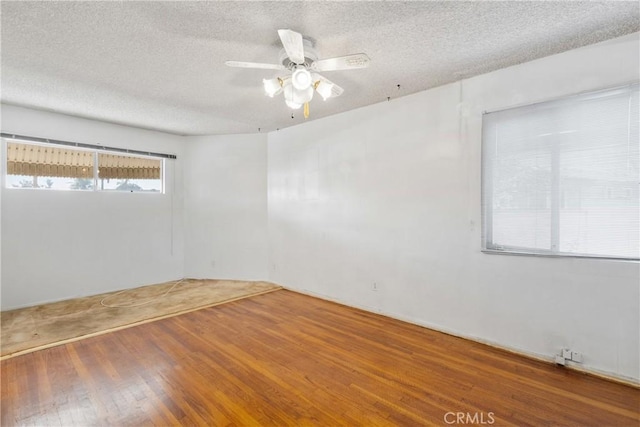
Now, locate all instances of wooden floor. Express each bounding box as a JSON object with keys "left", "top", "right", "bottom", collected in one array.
[{"left": 1, "top": 290, "right": 638, "bottom": 426}]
